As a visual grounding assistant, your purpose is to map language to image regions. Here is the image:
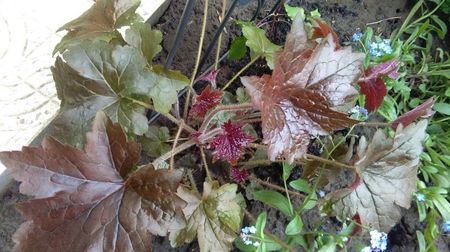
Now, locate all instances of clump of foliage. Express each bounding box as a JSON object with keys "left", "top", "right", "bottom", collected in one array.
[{"left": 0, "top": 0, "right": 449, "bottom": 251}]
